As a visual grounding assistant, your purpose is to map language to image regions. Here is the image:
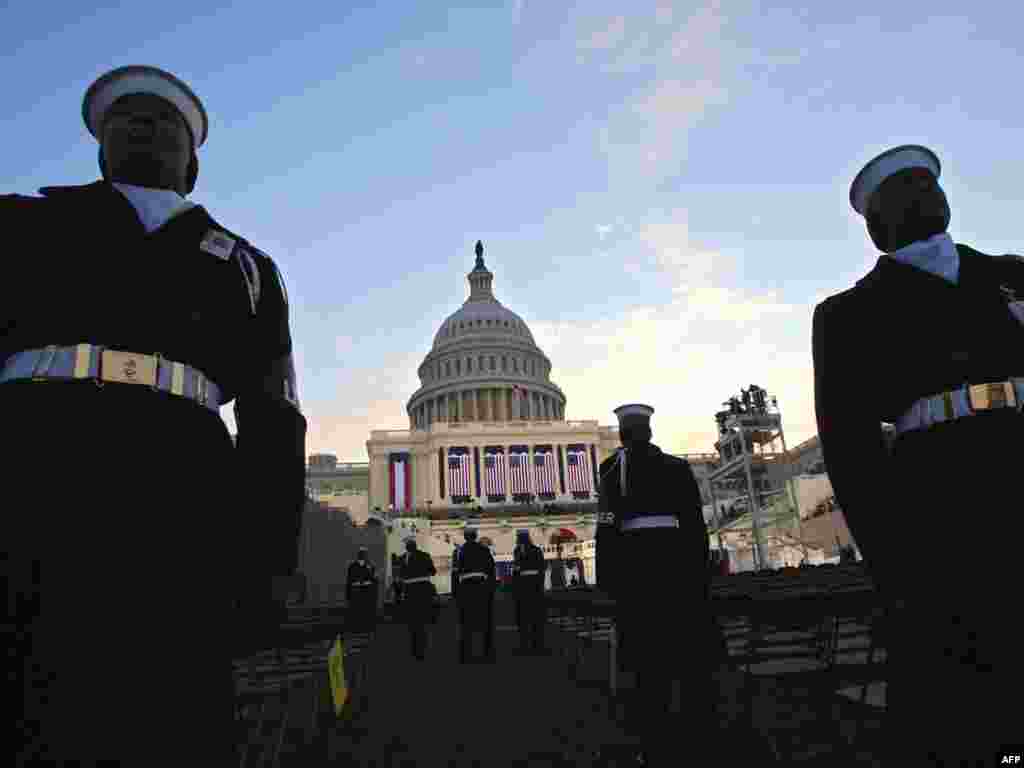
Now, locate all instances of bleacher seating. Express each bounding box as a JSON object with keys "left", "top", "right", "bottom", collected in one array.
[{"left": 544, "top": 561, "right": 886, "bottom": 735}]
